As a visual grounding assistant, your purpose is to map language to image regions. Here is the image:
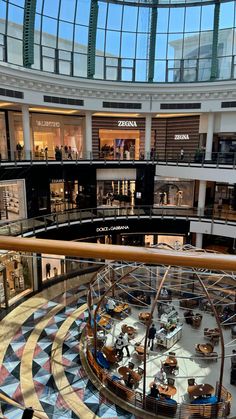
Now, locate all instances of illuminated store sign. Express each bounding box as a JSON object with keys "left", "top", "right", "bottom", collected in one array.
[
  {"left": 96, "top": 225, "right": 129, "bottom": 233},
  {"left": 36, "top": 120, "right": 61, "bottom": 128},
  {"left": 118, "top": 121, "right": 137, "bottom": 127},
  {"left": 174, "top": 134, "right": 189, "bottom": 140}
]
